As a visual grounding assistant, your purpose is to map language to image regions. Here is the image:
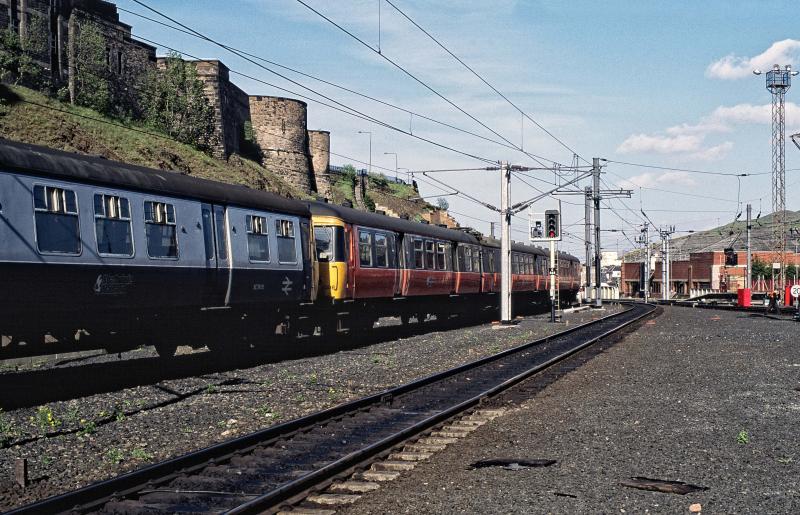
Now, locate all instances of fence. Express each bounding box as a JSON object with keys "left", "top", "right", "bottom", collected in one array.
[{"left": 328, "top": 165, "right": 409, "bottom": 185}]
